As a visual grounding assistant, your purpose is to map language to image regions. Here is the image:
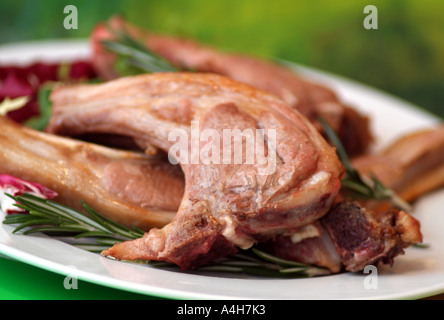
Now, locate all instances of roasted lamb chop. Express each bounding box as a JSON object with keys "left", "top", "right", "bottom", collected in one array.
[
  {"left": 268, "top": 201, "right": 422, "bottom": 273},
  {"left": 1, "top": 112, "right": 425, "bottom": 273},
  {"left": 90, "top": 16, "right": 372, "bottom": 157},
  {"left": 2, "top": 109, "right": 428, "bottom": 272},
  {"left": 268, "top": 126, "right": 444, "bottom": 273},
  {"left": 0, "top": 116, "right": 184, "bottom": 230},
  {"left": 45, "top": 72, "right": 344, "bottom": 269}
]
